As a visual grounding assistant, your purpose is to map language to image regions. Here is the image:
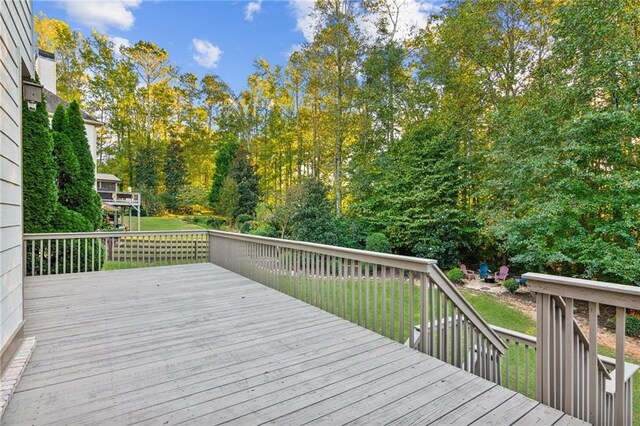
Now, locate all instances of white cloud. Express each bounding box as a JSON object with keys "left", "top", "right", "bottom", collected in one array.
[
  {"left": 61, "top": 0, "right": 142, "bottom": 31},
  {"left": 288, "top": 0, "right": 317, "bottom": 42},
  {"left": 108, "top": 36, "right": 130, "bottom": 56},
  {"left": 245, "top": 0, "right": 262, "bottom": 21},
  {"left": 192, "top": 38, "right": 222, "bottom": 68},
  {"left": 288, "top": 0, "right": 439, "bottom": 43},
  {"left": 360, "top": 0, "right": 439, "bottom": 42}
]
